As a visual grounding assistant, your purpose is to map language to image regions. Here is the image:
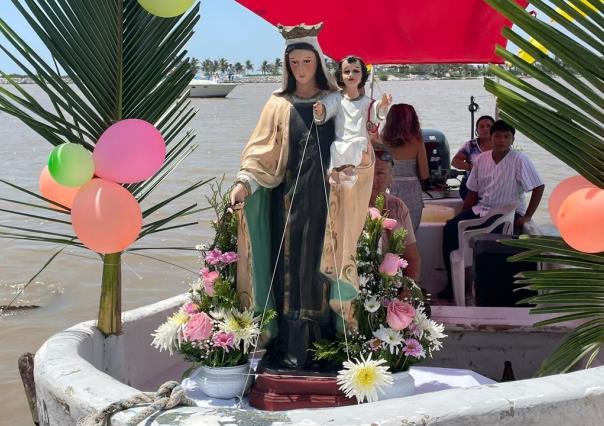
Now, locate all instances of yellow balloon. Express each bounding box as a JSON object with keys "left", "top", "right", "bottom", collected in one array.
[
  {"left": 137, "top": 0, "right": 195, "bottom": 18},
  {"left": 580, "top": 0, "right": 598, "bottom": 12},
  {"left": 518, "top": 49, "right": 536, "bottom": 64},
  {"left": 530, "top": 38, "right": 548, "bottom": 55},
  {"left": 555, "top": 7, "right": 574, "bottom": 22},
  {"left": 568, "top": 2, "right": 588, "bottom": 16}
]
